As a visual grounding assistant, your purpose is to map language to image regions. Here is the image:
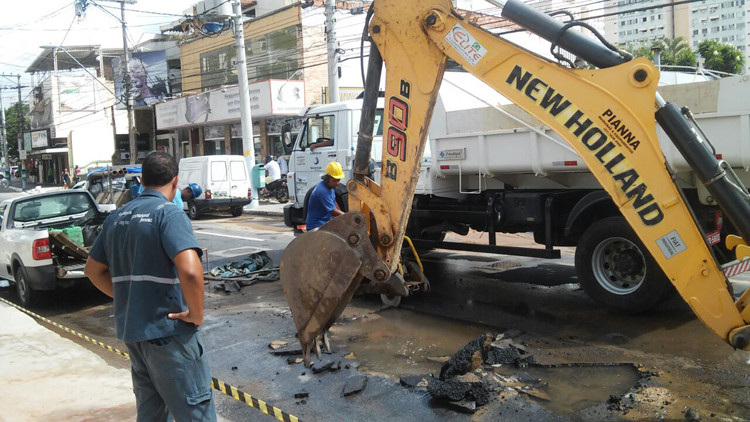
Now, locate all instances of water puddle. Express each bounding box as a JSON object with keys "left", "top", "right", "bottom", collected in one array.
[
  {"left": 329, "top": 308, "right": 486, "bottom": 377},
  {"left": 330, "top": 308, "right": 641, "bottom": 416},
  {"left": 493, "top": 363, "right": 640, "bottom": 415}
]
